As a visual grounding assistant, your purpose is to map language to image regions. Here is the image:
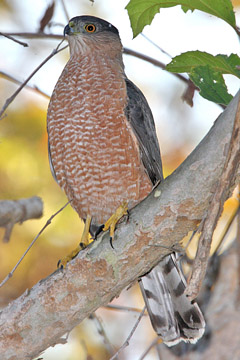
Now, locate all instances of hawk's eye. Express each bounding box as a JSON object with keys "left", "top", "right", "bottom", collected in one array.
[{"left": 84, "top": 24, "right": 96, "bottom": 33}]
